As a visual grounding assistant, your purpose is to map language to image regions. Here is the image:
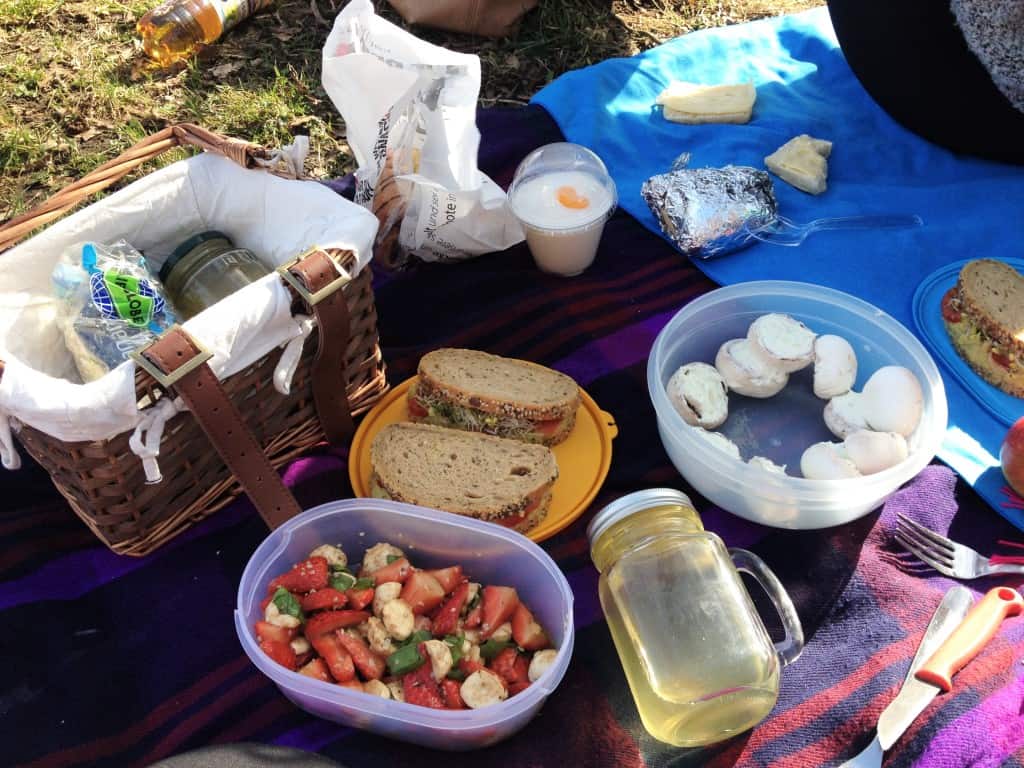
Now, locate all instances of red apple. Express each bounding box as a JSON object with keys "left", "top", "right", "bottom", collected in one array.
[{"left": 1002, "top": 417, "right": 1024, "bottom": 498}]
